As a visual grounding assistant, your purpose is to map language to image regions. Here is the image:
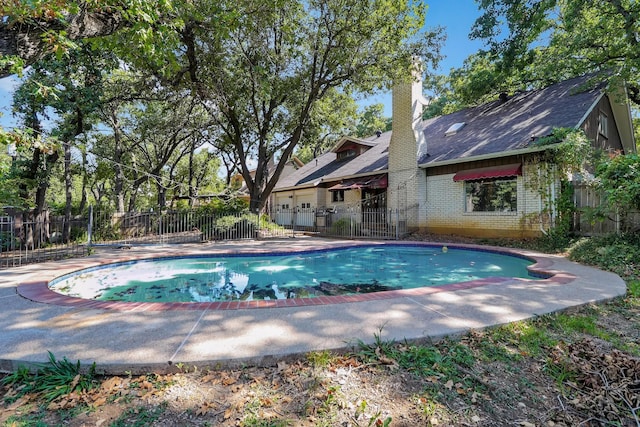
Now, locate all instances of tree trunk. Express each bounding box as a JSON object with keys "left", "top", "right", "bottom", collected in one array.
[
  {"left": 79, "top": 148, "right": 88, "bottom": 213},
  {"left": 0, "top": 9, "right": 124, "bottom": 78},
  {"left": 188, "top": 146, "right": 196, "bottom": 207},
  {"left": 127, "top": 187, "right": 138, "bottom": 212},
  {"left": 157, "top": 182, "right": 167, "bottom": 210},
  {"left": 112, "top": 115, "right": 126, "bottom": 213},
  {"left": 32, "top": 178, "right": 51, "bottom": 249},
  {"left": 63, "top": 140, "right": 72, "bottom": 243}
]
